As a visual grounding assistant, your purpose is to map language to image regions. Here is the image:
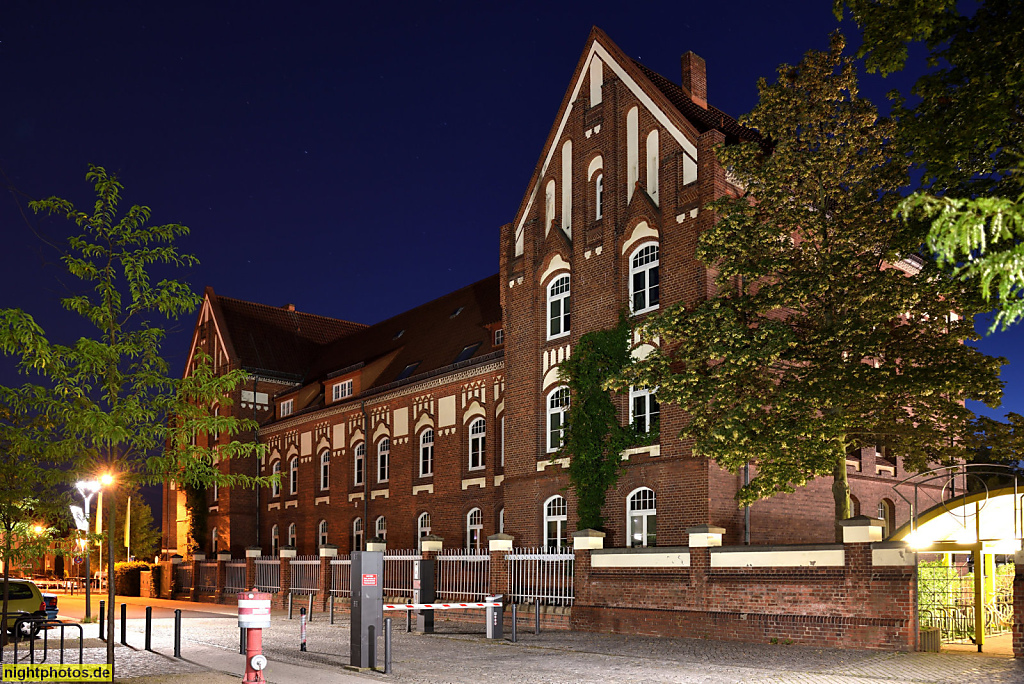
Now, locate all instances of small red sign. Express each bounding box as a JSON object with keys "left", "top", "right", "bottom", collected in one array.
[{"left": 362, "top": 574, "right": 378, "bottom": 586}]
